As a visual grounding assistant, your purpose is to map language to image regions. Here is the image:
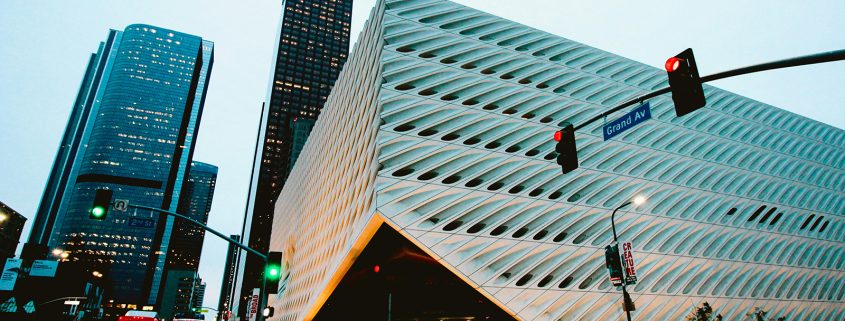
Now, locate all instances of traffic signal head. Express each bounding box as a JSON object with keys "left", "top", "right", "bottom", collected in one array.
[
  {"left": 665, "top": 48, "right": 706, "bottom": 117},
  {"left": 266, "top": 251, "right": 284, "bottom": 294},
  {"left": 554, "top": 124, "right": 578, "bottom": 174},
  {"left": 605, "top": 244, "right": 624, "bottom": 286},
  {"left": 90, "top": 189, "right": 113, "bottom": 221},
  {"left": 263, "top": 307, "right": 274, "bottom": 318}
]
